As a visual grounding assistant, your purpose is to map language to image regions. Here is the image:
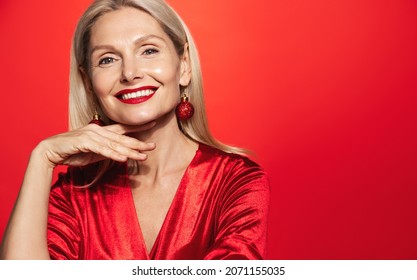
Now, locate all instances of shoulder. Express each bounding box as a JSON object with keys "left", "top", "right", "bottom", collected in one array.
[
  {"left": 198, "top": 143, "right": 269, "bottom": 188},
  {"left": 199, "top": 143, "right": 267, "bottom": 172}
]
